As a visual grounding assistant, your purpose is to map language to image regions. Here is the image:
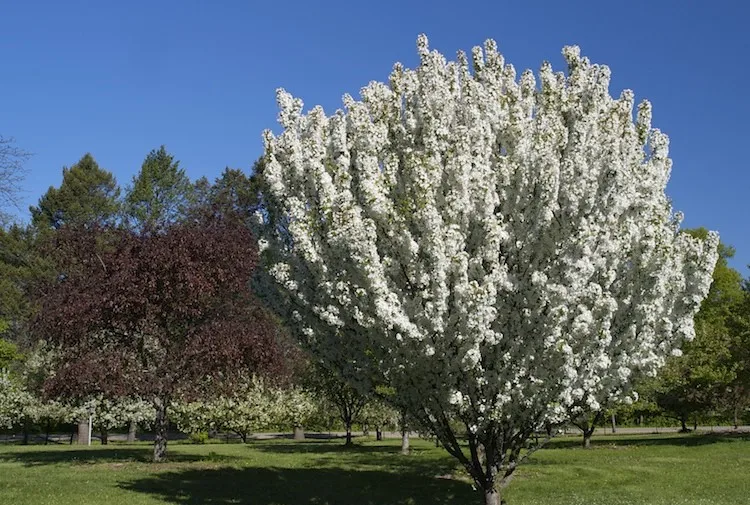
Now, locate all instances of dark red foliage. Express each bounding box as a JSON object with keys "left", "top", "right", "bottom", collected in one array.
[{"left": 36, "top": 216, "right": 285, "bottom": 401}]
